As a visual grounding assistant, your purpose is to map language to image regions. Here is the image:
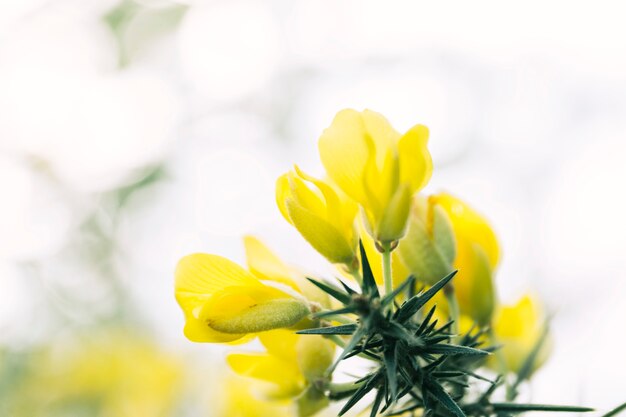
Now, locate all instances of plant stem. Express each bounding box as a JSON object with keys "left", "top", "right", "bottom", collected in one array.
[
  {"left": 317, "top": 312, "right": 356, "bottom": 325},
  {"left": 381, "top": 242, "right": 393, "bottom": 297},
  {"left": 325, "top": 334, "right": 346, "bottom": 348},
  {"left": 443, "top": 283, "right": 460, "bottom": 336},
  {"left": 327, "top": 380, "right": 366, "bottom": 397}
]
